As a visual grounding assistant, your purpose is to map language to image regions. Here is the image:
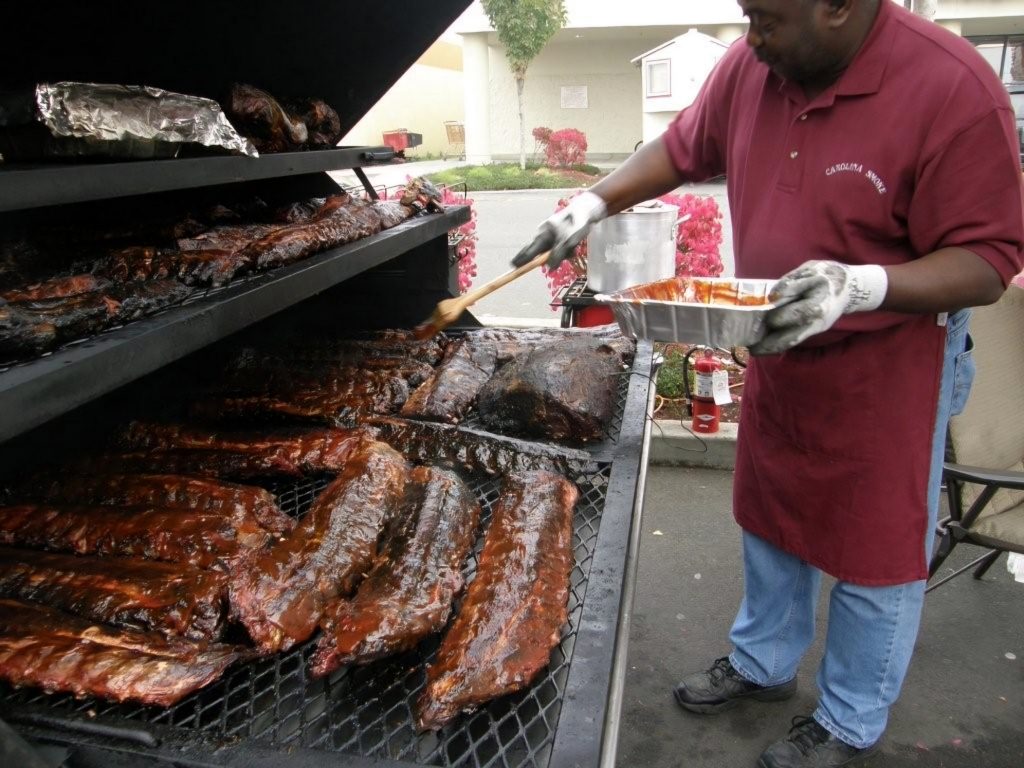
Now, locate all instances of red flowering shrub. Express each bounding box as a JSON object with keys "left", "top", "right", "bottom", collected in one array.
[
  {"left": 544, "top": 128, "right": 588, "bottom": 168},
  {"left": 381, "top": 180, "right": 477, "bottom": 294},
  {"left": 532, "top": 126, "right": 553, "bottom": 144},
  {"left": 543, "top": 190, "right": 724, "bottom": 304}
]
